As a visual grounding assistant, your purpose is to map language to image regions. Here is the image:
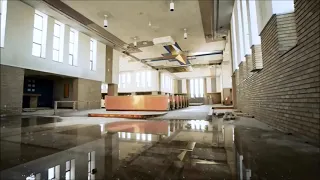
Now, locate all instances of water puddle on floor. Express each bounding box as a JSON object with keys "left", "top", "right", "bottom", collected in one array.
[{"left": 0, "top": 118, "right": 243, "bottom": 179}]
